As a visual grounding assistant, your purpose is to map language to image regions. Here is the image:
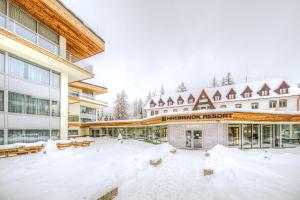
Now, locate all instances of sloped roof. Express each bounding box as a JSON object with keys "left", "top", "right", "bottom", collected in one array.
[{"left": 144, "top": 79, "right": 300, "bottom": 109}]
